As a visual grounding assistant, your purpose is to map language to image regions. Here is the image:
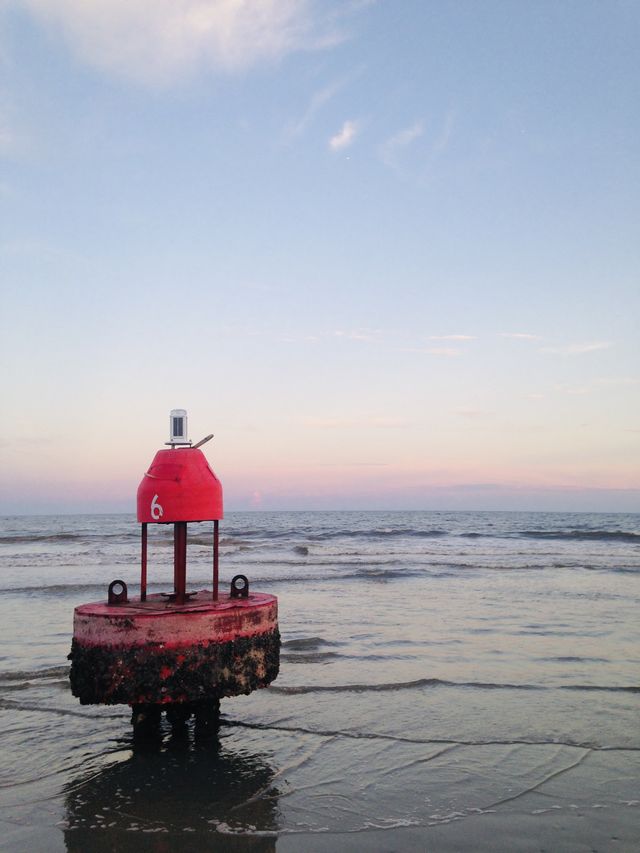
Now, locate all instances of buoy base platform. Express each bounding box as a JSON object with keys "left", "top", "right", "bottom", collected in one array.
[{"left": 68, "top": 591, "right": 279, "bottom": 706}]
